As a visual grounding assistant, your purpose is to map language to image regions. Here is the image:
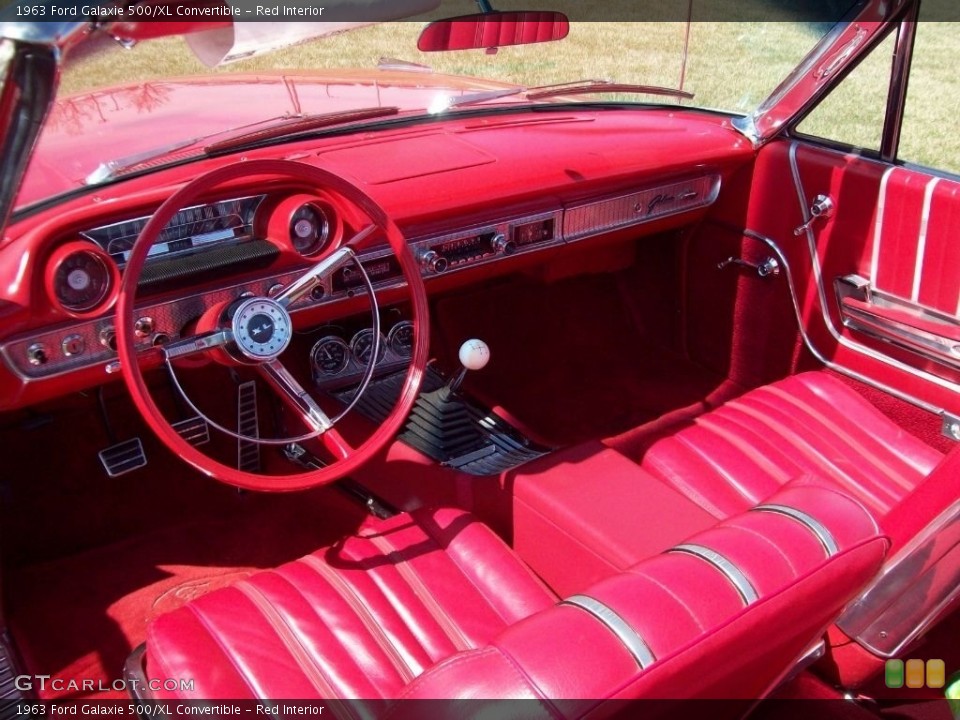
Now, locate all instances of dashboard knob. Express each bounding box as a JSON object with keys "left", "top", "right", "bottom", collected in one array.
[
  {"left": 458, "top": 338, "right": 490, "bottom": 371},
  {"left": 26, "top": 343, "right": 49, "bottom": 366},
  {"left": 134, "top": 316, "right": 155, "bottom": 338},
  {"left": 418, "top": 249, "right": 448, "bottom": 274},
  {"left": 61, "top": 334, "right": 85, "bottom": 357},
  {"left": 99, "top": 326, "right": 117, "bottom": 351},
  {"left": 490, "top": 233, "right": 516, "bottom": 256}
]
